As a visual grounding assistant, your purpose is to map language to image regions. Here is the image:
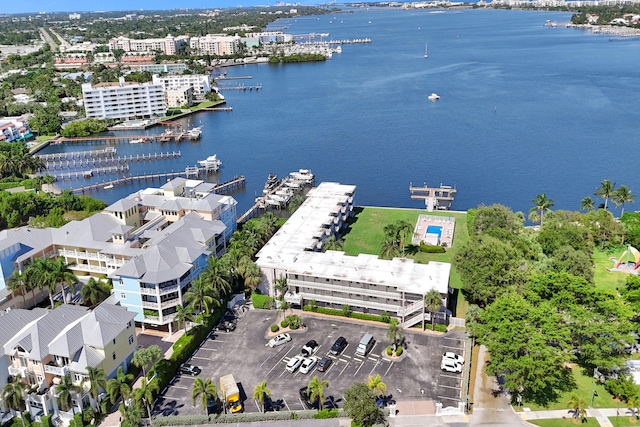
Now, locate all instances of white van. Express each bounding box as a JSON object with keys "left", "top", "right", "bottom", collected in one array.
[{"left": 355, "top": 333, "right": 375, "bottom": 357}]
